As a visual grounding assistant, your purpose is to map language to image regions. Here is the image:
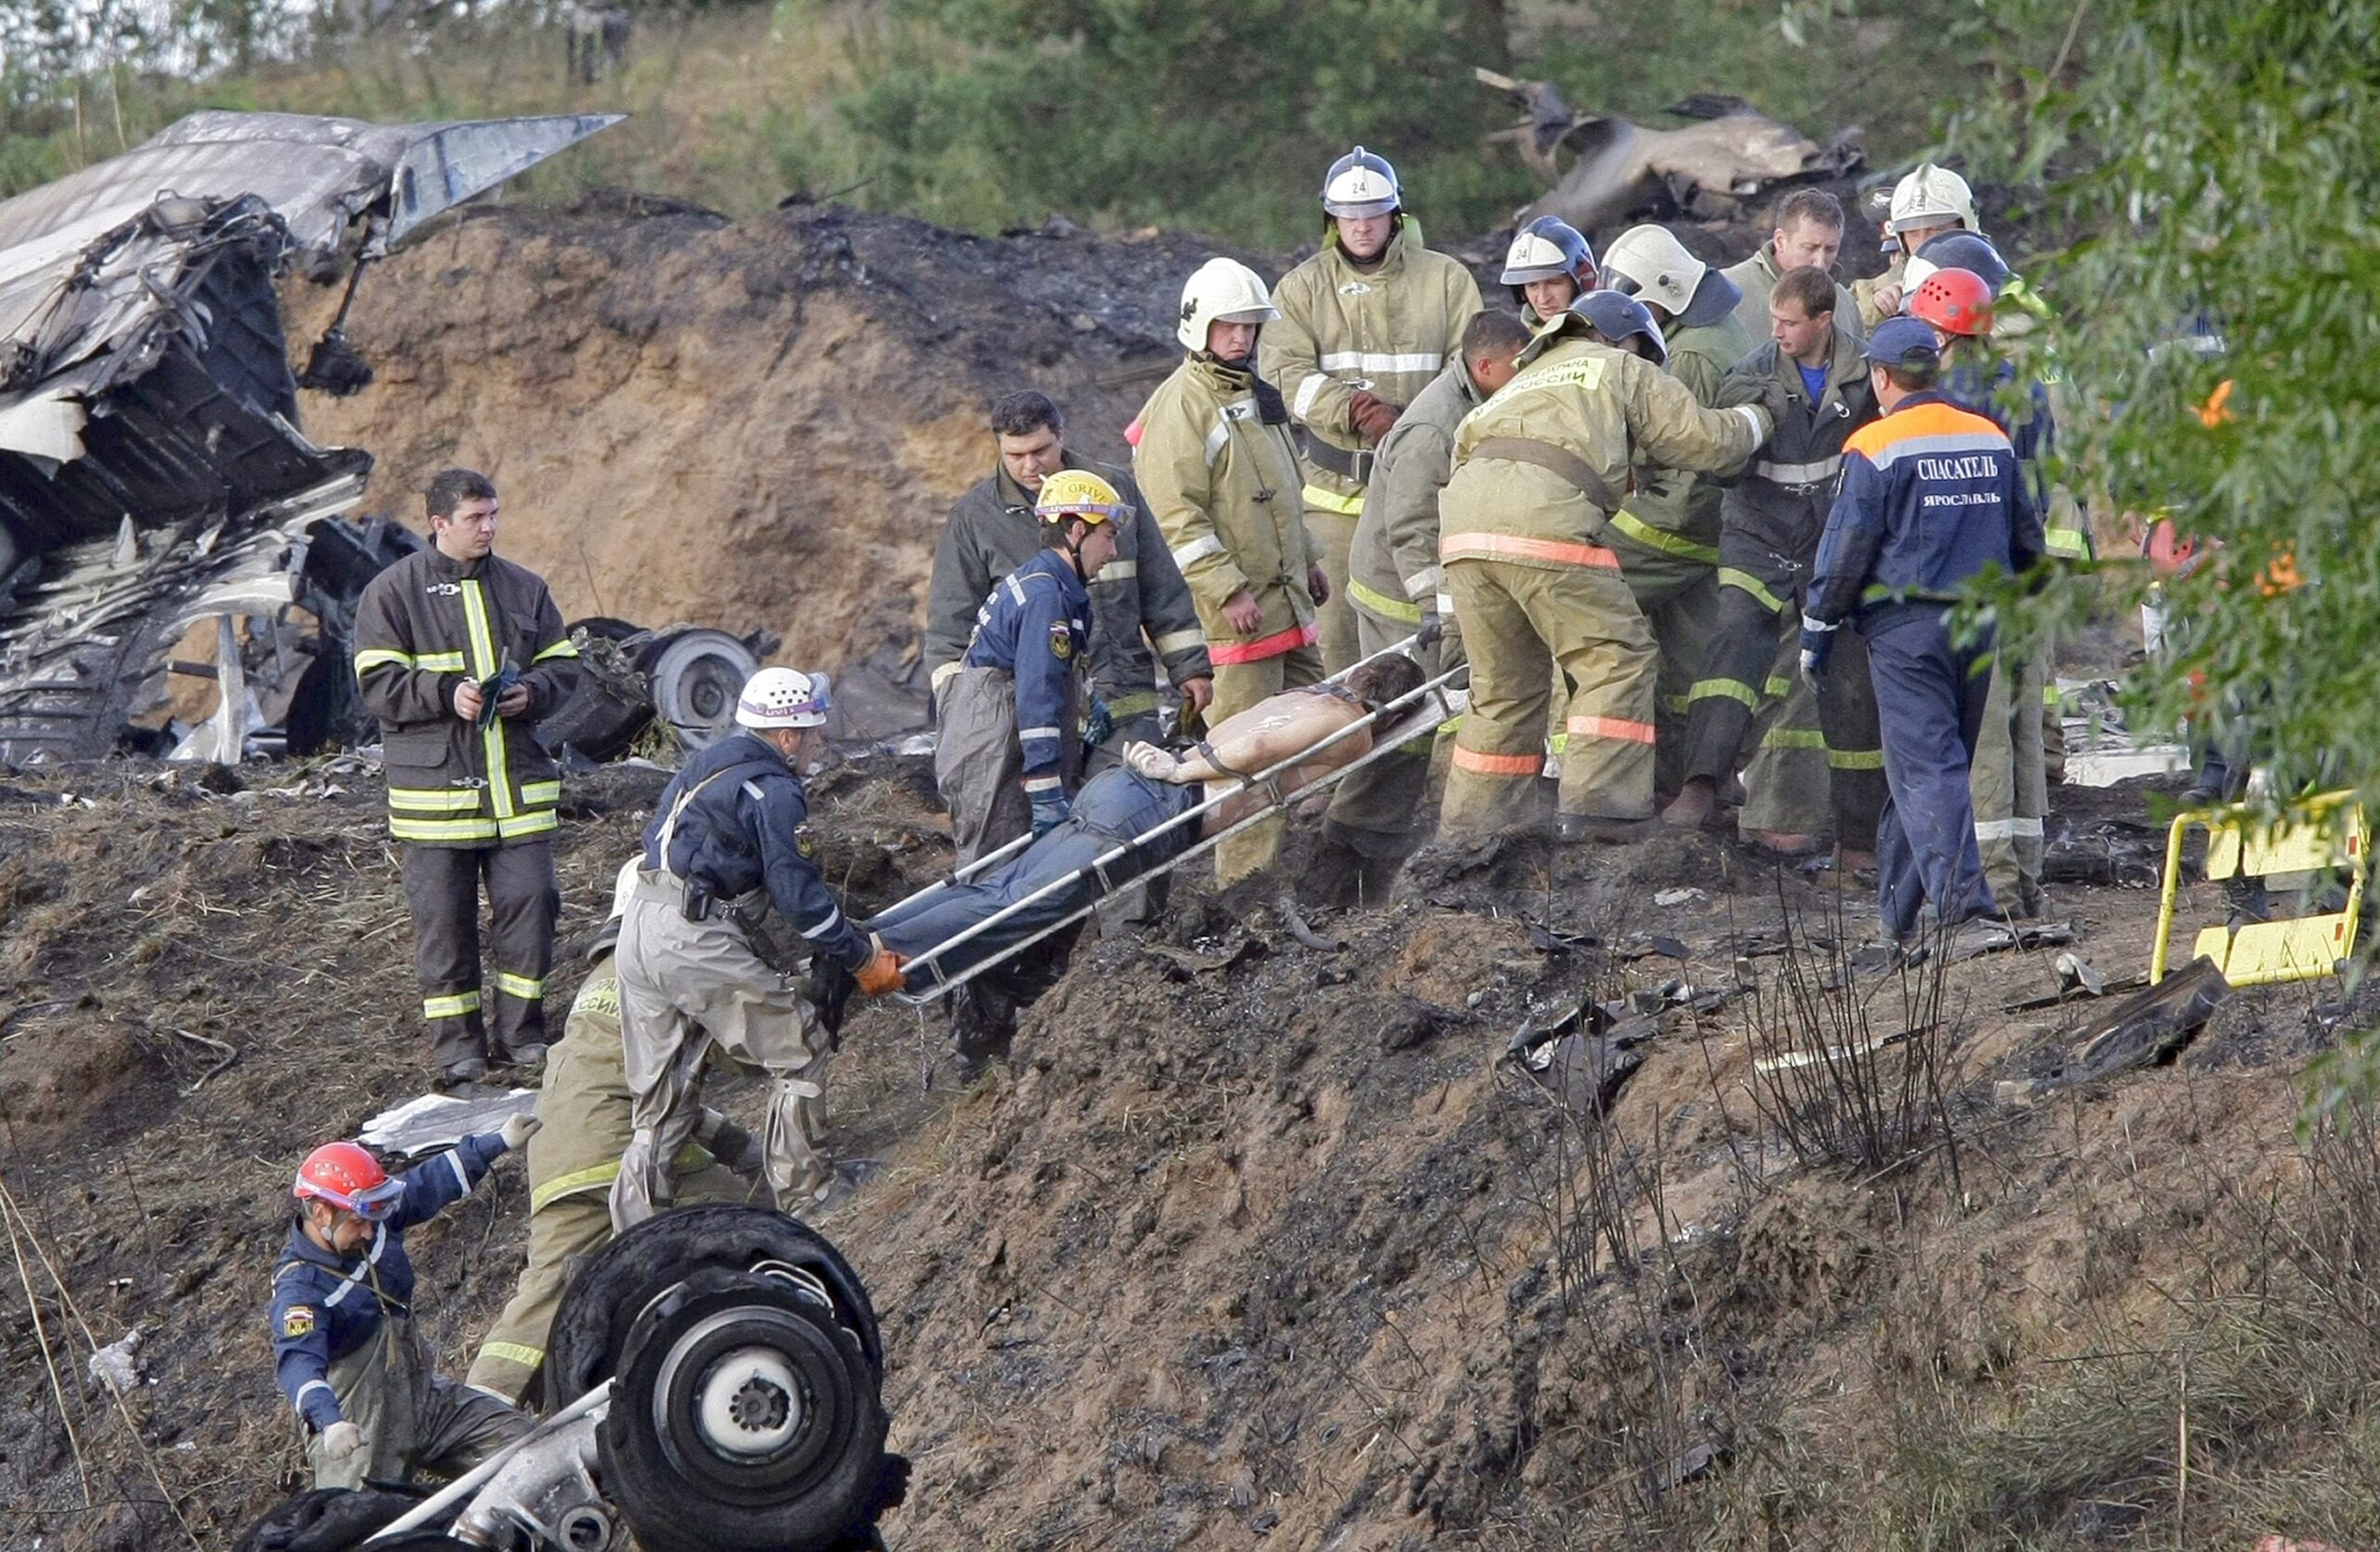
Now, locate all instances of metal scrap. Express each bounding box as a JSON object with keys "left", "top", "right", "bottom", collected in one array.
[
  {"left": 1476, "top": 72, "right": 1861, "bottom": 232},
  {"left": 1995, "top": 956, "right": 2228, "bottom": 1105}
]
